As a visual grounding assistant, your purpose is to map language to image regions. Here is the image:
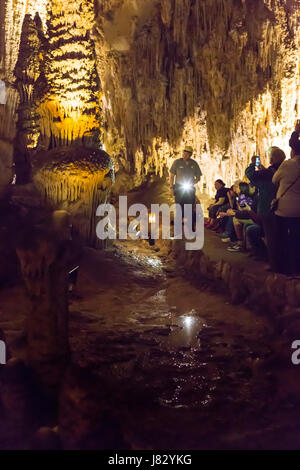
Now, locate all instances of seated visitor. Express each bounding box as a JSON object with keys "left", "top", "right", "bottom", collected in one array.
[
  {"left": 206, "top": 179, "right": 229, "bottom": 229},
  {"left": 218, "top": 182, "right": 256, "bottom": 245},
  {"left": 224, "top": 183, "right": 259, "bottom": 252},
  {"left": 217, "top": 183, "right": 239, "bottom": 242}
]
